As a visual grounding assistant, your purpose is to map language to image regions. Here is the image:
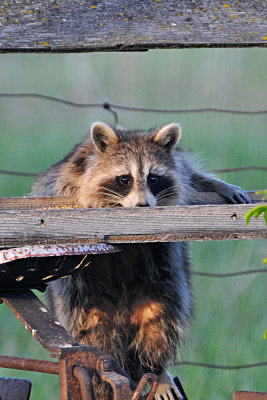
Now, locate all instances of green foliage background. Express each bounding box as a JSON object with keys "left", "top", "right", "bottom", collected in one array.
[{"left": 0, "top": 49, "right": 266, "bottom": 399}]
